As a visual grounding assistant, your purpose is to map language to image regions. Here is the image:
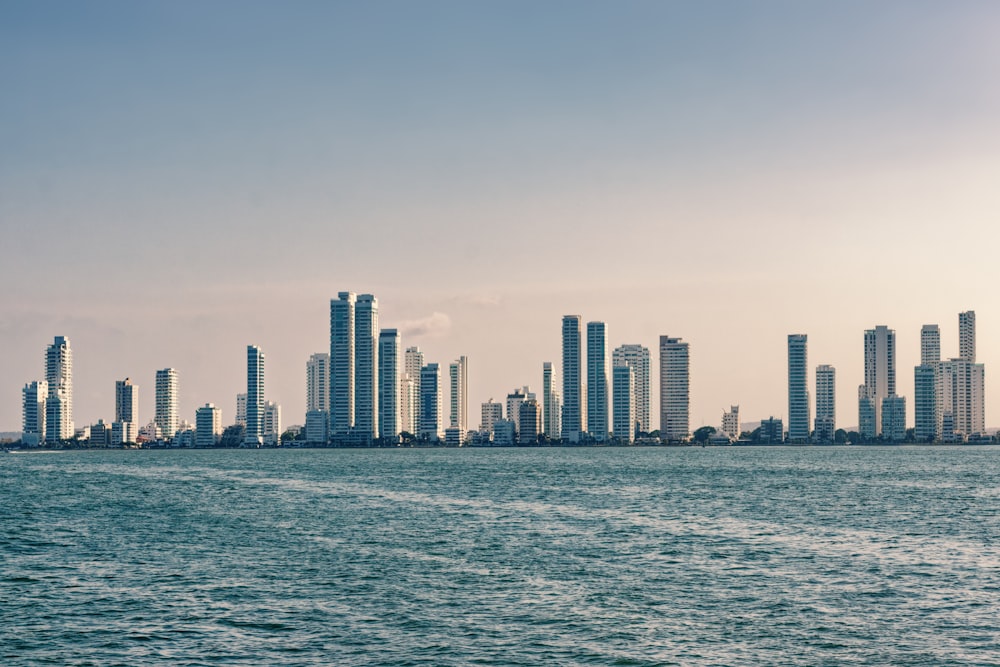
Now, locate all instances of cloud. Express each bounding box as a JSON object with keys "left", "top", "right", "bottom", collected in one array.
[{"left": 399, "top": 312, "right": 452, "bottom": 339}]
